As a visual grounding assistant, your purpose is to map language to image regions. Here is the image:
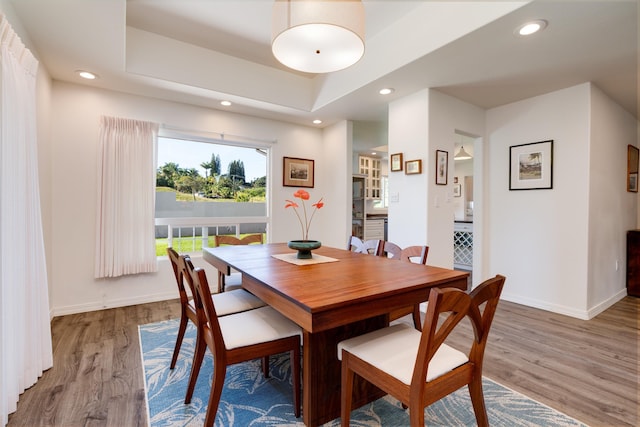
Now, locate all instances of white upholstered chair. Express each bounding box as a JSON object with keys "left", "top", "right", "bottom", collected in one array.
[
  {"left": 338, "top": 275, "right": 506, "bottom": 427},
  {"left": 166, "top": 247, "right": 265, "bottom": 370},
  {"left": 183, "top": 256, "right": 302, "bottom": 427}
]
